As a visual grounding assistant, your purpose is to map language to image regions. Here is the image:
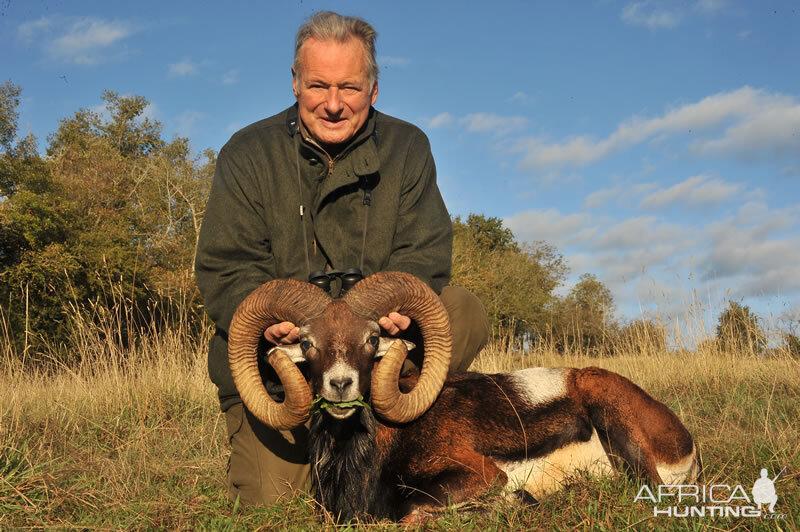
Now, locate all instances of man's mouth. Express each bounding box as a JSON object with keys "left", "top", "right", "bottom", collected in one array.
[{"left": 320, "top": 116, "right": 344, "bottom": 125}]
